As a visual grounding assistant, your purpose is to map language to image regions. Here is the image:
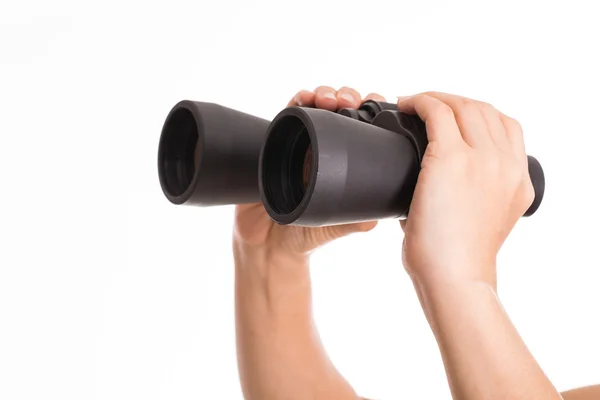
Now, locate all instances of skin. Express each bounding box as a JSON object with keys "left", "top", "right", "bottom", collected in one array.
[{"left": 232, "top": 86, "right": 599, "bottom": 399}]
